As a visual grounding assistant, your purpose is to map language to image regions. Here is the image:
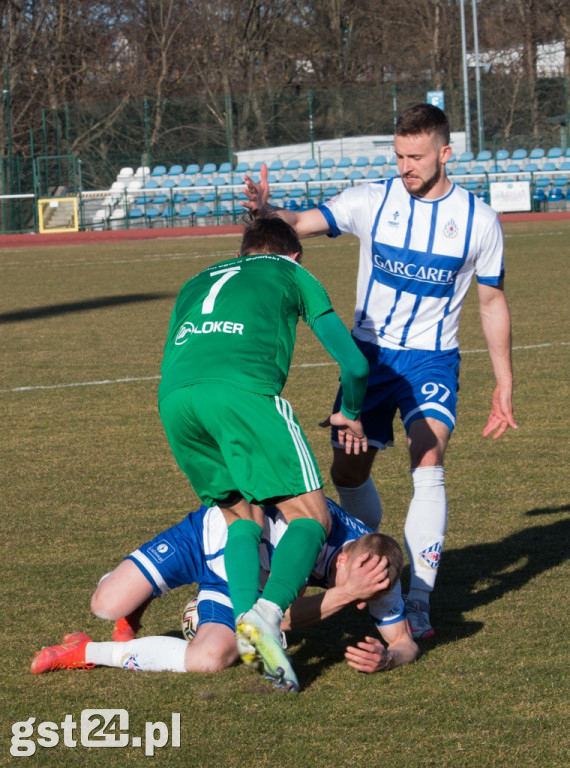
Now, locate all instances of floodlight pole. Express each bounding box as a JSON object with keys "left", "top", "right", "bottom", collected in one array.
[
  {"left": 459, "top": 0, "right": 472, "bottom": 154},
  {"left": 472, "top": 0, "right": 484, "bottom": 152}
]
